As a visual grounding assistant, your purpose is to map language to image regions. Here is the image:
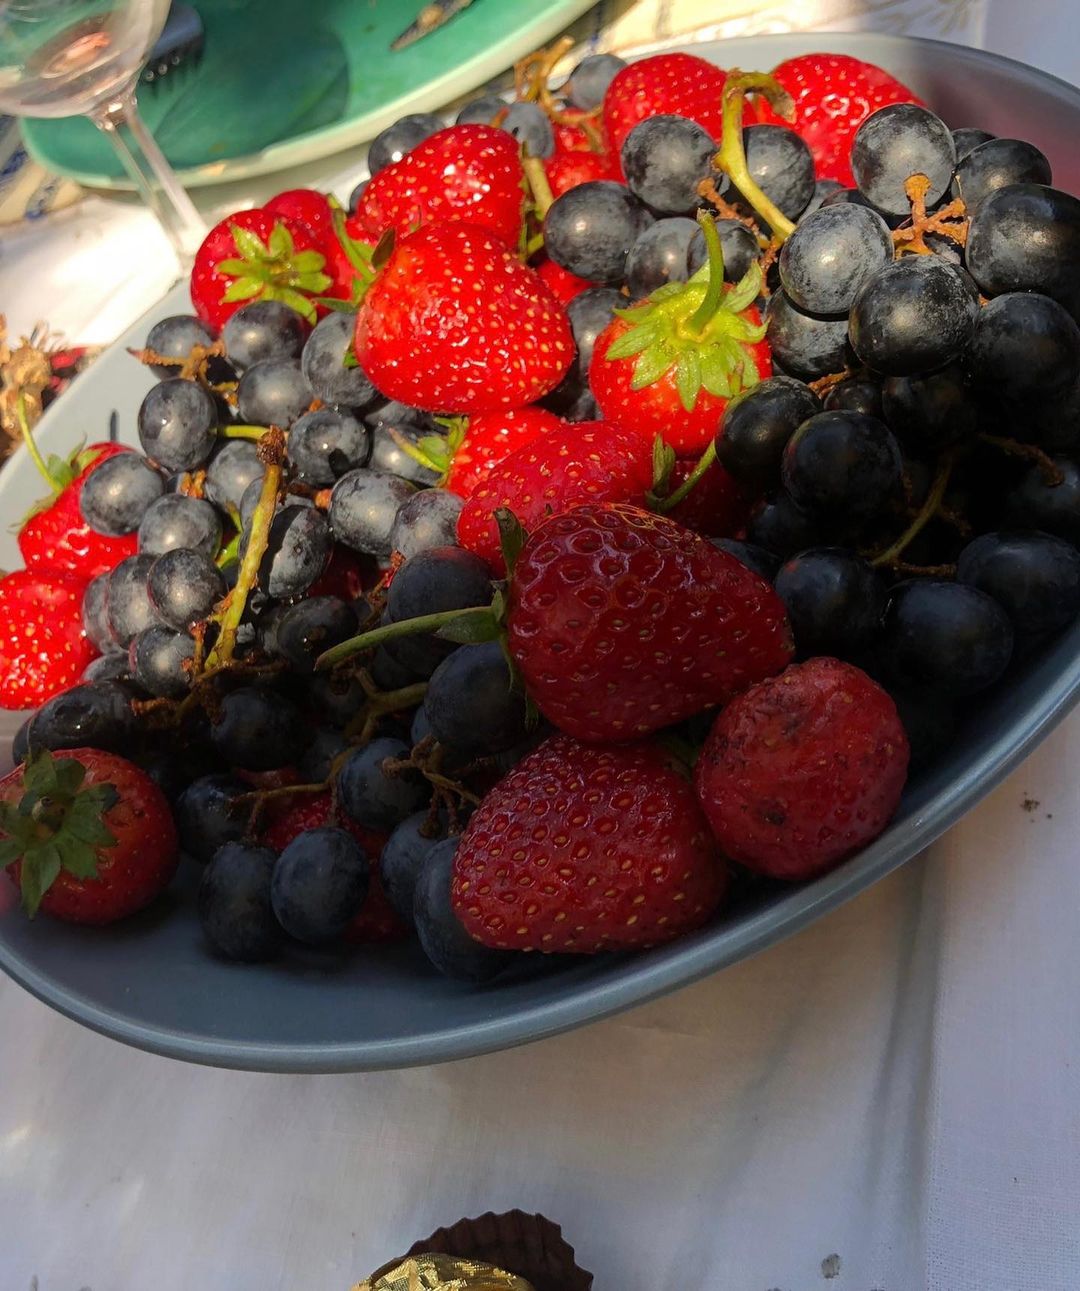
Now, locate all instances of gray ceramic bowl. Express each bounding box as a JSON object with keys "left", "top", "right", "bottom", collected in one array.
[{"left": 1, "top": 32, "right": 1078, "bottom": 1072}]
